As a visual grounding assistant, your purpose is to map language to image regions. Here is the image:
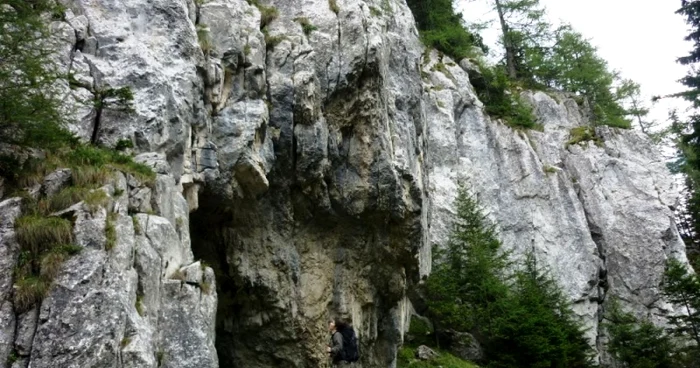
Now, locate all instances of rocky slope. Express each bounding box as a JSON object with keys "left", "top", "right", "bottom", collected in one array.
[{"left": 0, "top": 0, "right": 687, "bottom": 367}]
